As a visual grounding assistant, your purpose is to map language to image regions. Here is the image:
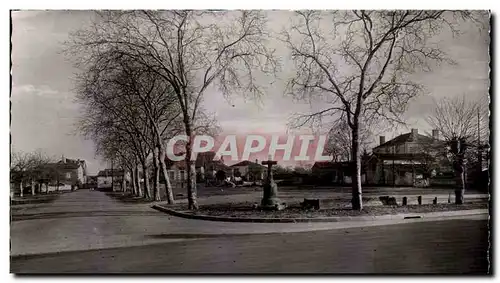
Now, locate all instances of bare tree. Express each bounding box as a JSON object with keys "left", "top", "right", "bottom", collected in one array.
[
  {"left": 282, "top": 10, "right": 484, "bottom": 210},
  {"left": 293, "top": 163, "right": 312, "bottom": 174},
  {"left": 324, "top": 118, "right": 373, "bottom": 162},
  {"left": 426, "top": 95, "right": 489, "bottom": 203},
  {"left": 27, "top": 150, "right": 54, "bottom": 195},
  {"left": 77, "top": 67, "right": 155, "bottom": 199},
  {"left": 76, "top": 52, "right": 191, "bottom": 202},
  {"left": 66, "top": 10, "right": 278, "bottom": 210},
  {"left": 11, "top": 151, "right": 31, "bottom": 197},
  {"left": 11, "top": 150, "right": 54, "bottom": 197}
]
